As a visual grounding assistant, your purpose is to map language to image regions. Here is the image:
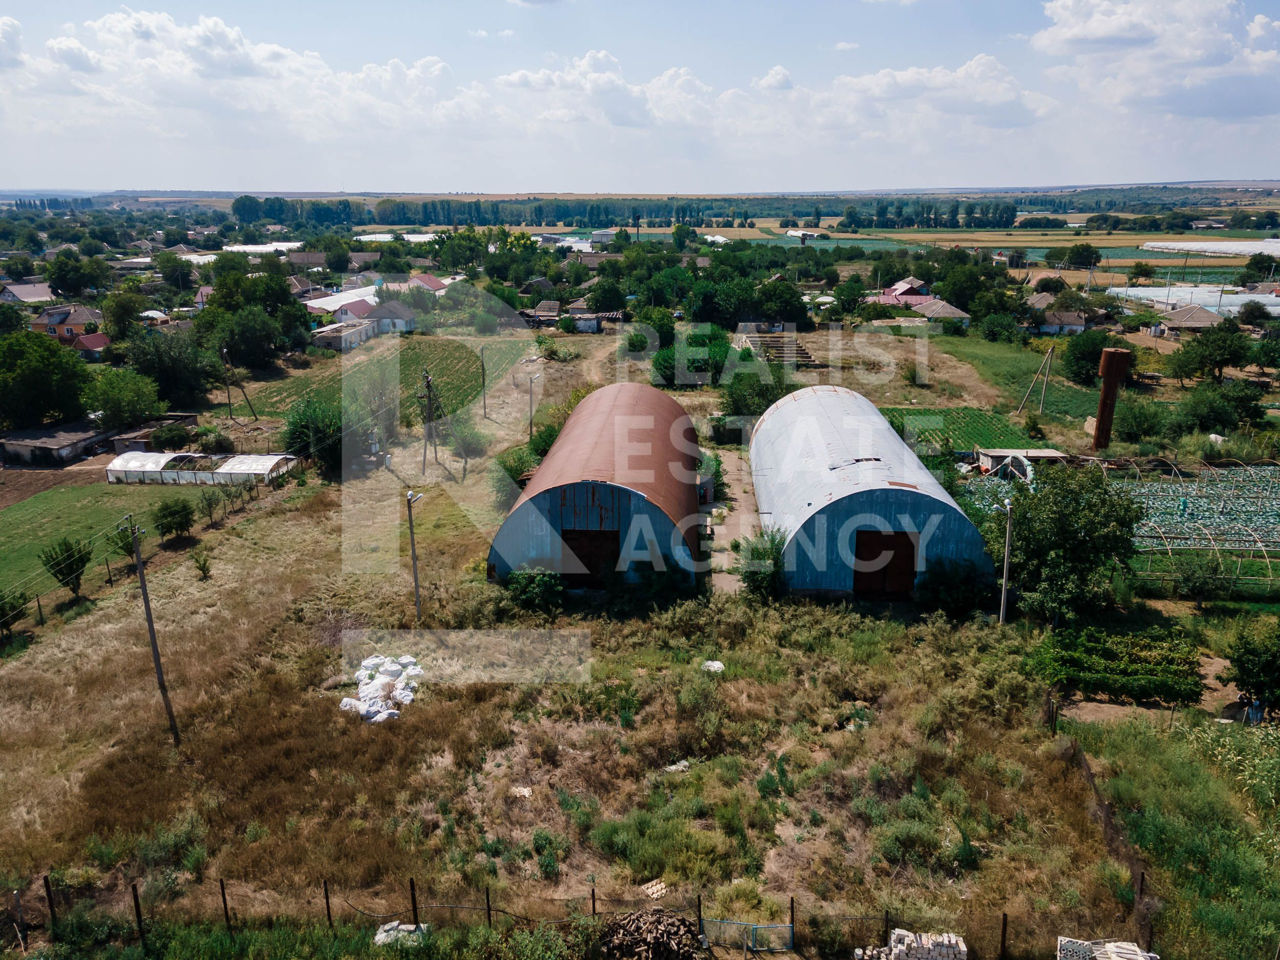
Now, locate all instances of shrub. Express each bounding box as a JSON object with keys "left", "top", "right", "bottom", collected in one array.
[
  {"left": 529, "top": 422, "right": 561, "bottom": 459},
  {"left": 736, "top": 528, "right": 787, "bottom": 599},
  {"left": 197, "top": 487, "right": 222, "bottom": 527},
  {"left": 491, "top": 446, "right": 539, "bottom": 511},
  {"left": 474, "top": 313, "right": 498, "bottom": 335},
  {"left": 0, "top": 587, "right": 28, "bottom": 640},
  {"left": 149, "top": 422, "right": 192, "bottom": 451},
  {"left": 195, "top": 426, "right": 235, "bottom": 455},
  {"left": 152, "top": 497, "right": 196, "bottom": 541},
  {"left": 625, "top": 331, "right": 649, "bottom": 354},
  {"left": 1027, "top": 627, "right": 1205, "bottom": 705},
  {"left": 506, "top": 566, "right": 563, "bottom": 612},
  {"left": 191, "top": 549, "right": 212, "bottom": 581},
  {"left": 1219, "top": 620, "right": 1280, "bottom": 705},
  {"left": 39, "top": 537, "right": 93, "bottom": 597}
]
